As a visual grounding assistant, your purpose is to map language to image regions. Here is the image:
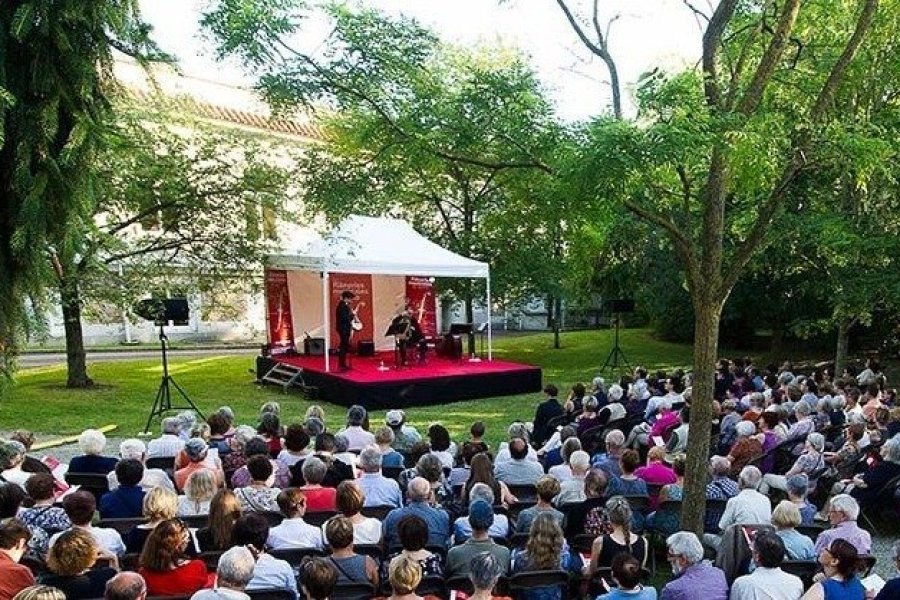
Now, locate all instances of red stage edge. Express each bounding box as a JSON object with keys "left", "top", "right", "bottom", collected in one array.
[{"left": 256, "top": 352, "right": 542, "bottom": 410}]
